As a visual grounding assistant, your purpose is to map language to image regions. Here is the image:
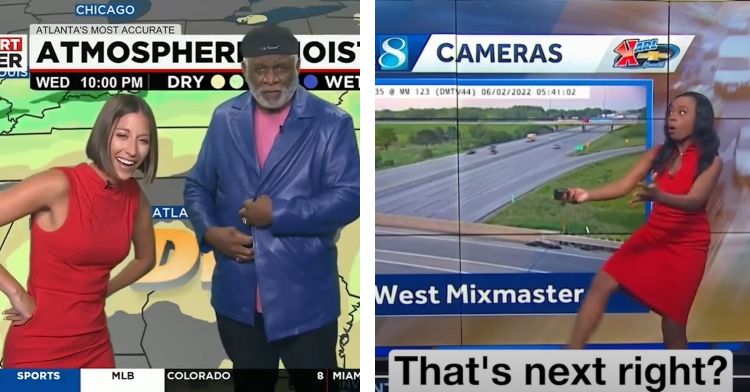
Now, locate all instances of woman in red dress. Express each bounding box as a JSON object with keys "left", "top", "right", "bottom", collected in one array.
[
  {"left": 564, "top": 91, "right": 722, "bottom": 349},
  {"left": 0, "top": 94, "right": 159, "bottom": 368}
]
